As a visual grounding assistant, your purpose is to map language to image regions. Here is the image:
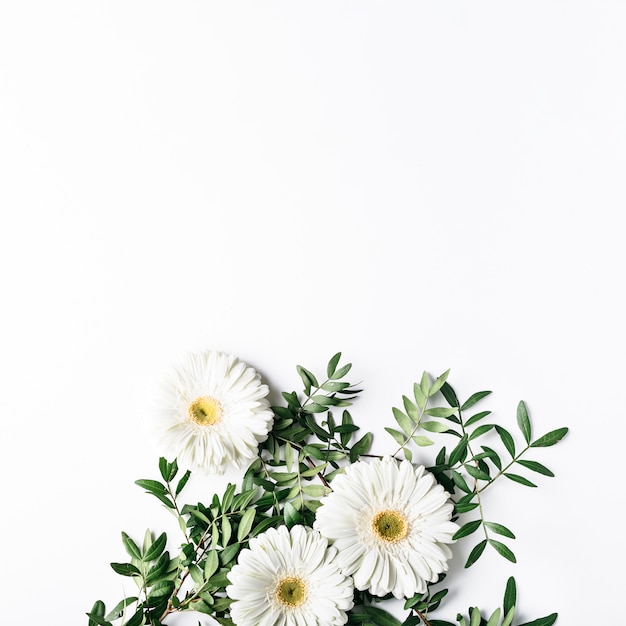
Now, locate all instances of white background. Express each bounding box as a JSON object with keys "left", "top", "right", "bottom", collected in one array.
[{"left": 1, "top": 2, "right": 624, "bottom": 624}]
